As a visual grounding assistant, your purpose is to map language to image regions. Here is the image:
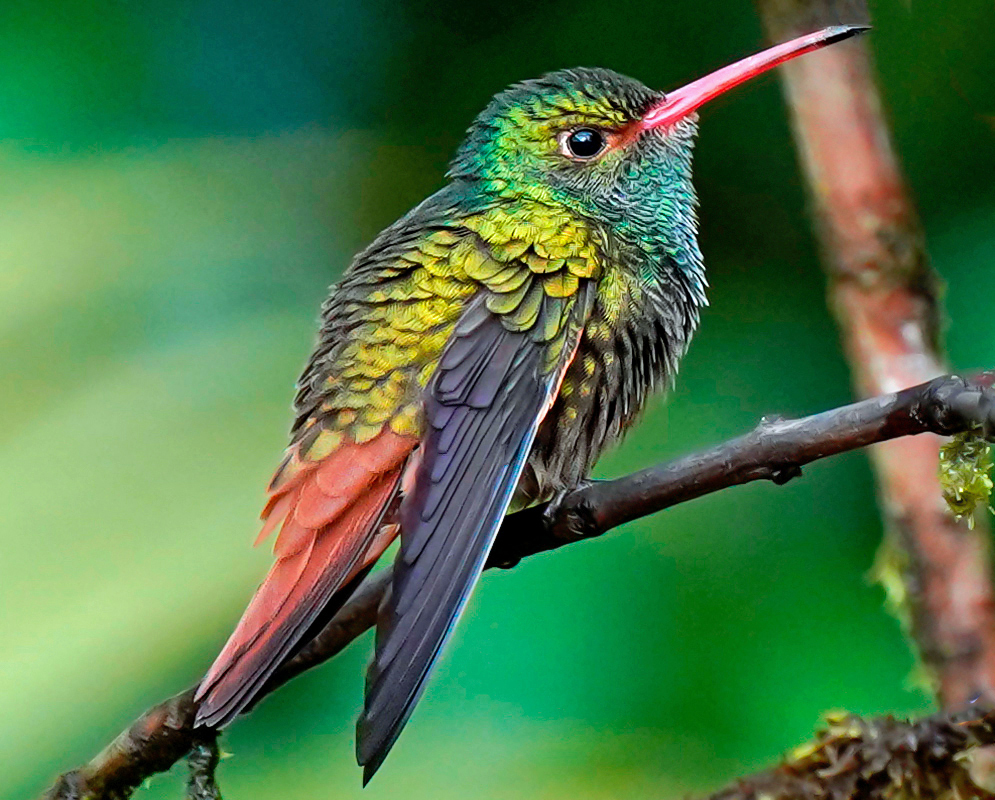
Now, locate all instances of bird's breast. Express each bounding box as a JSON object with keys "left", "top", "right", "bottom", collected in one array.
[{"left": 517, "top": 264, "right": 702, "bottom": 506}]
